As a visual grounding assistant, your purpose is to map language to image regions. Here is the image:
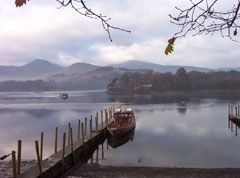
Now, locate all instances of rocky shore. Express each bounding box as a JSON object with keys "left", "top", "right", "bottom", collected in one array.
[{"left": 65, "top": 164, "right": 240, "bottom": 178}]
